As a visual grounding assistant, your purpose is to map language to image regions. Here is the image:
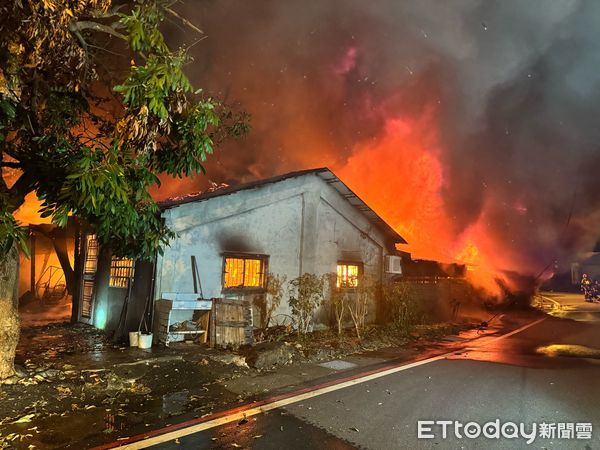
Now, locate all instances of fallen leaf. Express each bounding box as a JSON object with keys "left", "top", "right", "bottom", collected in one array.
[{"left": 12, "top": 414, "right": 35, "bottom": 424}]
